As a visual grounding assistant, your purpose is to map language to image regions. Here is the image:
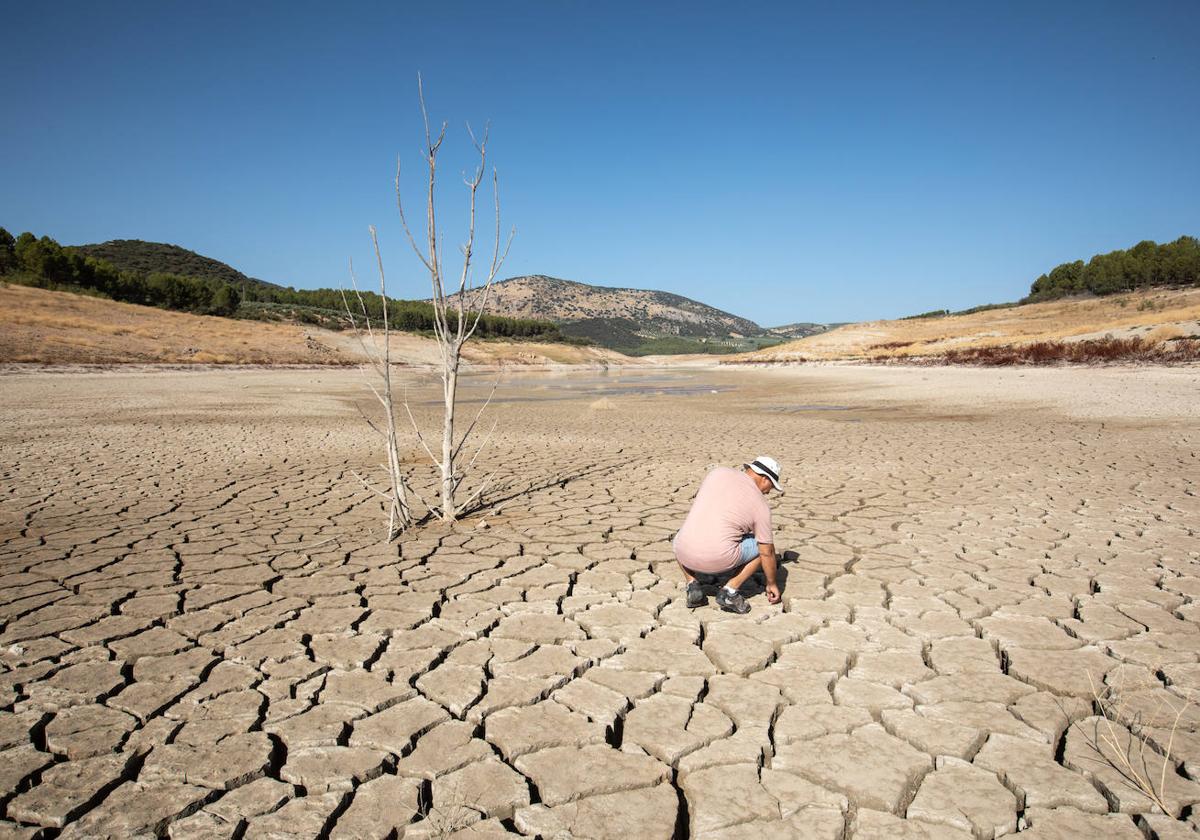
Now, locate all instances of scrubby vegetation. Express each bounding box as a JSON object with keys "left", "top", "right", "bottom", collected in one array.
[
  {"left": 952, "top": 301, "right": 1018, "bottom": 316},
  {"left": 1027, "top": 236, "right": 1200, "bottom": 302},
  {"left": 900, "top": 308, "right": 950, "bottom": 320},
  {"left": 0, "top": 229, "right": 572, "bottom": 342},
  {"left": 899, "top": 302, "right": 1018, "bottom": 321},
  {"left": 622, "top": 336, "right": 735, "bottom": 356},
  {"left": 914, "top": 336, "right": 1200, "bottom": 366},
  {"left": 558, "top": 316, "right": 781, "bottom": 355}
]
